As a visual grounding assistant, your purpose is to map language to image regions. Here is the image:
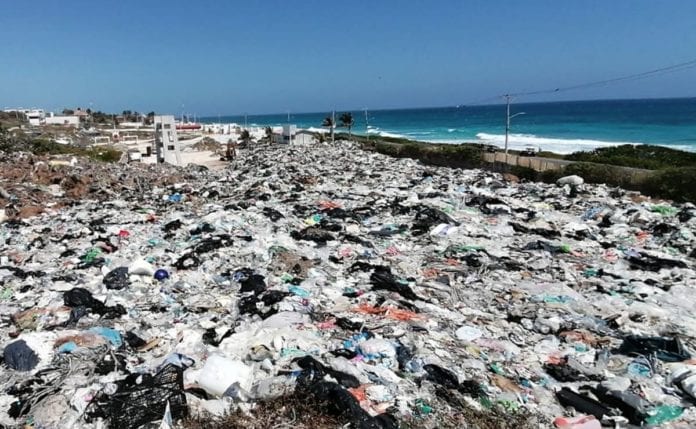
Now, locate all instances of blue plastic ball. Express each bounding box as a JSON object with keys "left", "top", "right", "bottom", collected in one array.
[{"left": 154, "top": 269, "right": 170, "bottom": 281}]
